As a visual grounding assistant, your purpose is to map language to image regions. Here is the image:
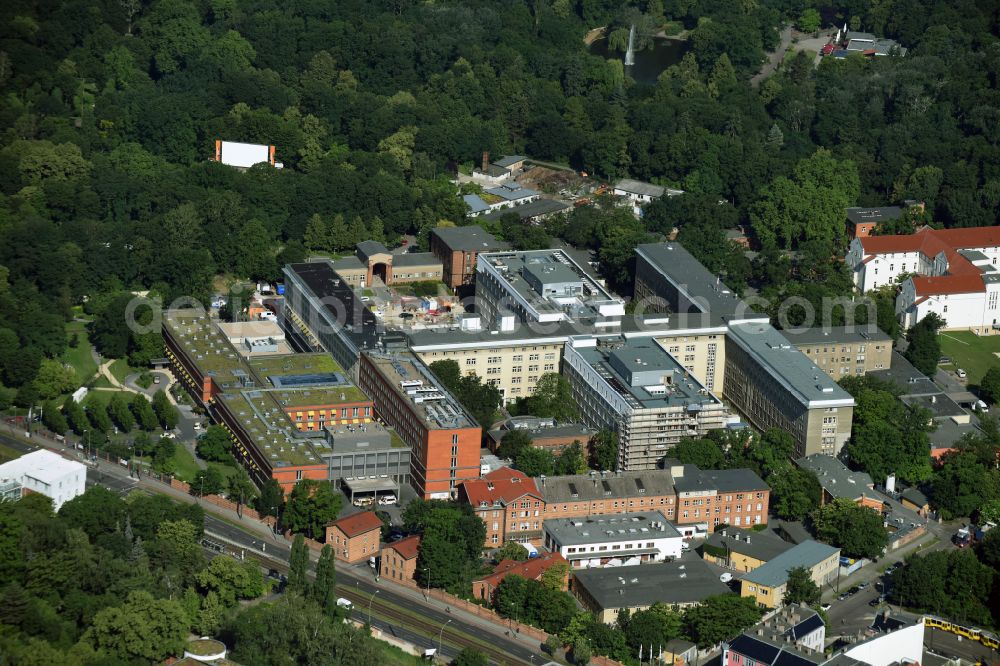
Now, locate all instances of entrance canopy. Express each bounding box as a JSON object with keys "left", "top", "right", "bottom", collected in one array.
[{"left": 343, "top": 477, "right": 398, "bottom": 495}]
